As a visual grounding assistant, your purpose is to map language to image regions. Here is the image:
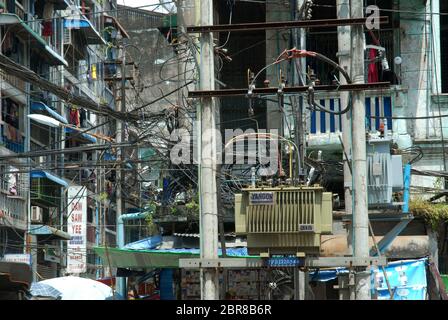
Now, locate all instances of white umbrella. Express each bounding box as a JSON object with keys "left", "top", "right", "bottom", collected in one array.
[{"left": 38, "top": 276, "right": 117, "bottom": 300}]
